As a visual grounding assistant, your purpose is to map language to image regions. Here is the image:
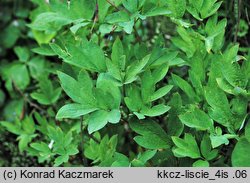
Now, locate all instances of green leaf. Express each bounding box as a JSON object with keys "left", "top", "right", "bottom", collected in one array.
[
  {"left": 57, "top": 71, "right": 83, "bottom": 102},
  {"left": 216, "top": 78, "right": 235, "bottom": 95},
  {"left": 1, "top": 117, "right": 36, "bottom": 152},
  {"left": 18, "top": 134, "right": 35, "bottom": 152},
  {"left": 107, "top": 109, "right": 121, "bottom": 124},
  {"left": 210, "top": 134, "right": 229, "bottom": 148},
  {"left": 172, "top": 74, "right": 197, "bottom": 101},
  {"left": 151, "top": 65, "right": 169, "bottom": 83},
  {"left": 129, "top": 119, "right": 170, "bottom": 149},
  {"left": 106, "top": 59, "right": 122, "bottom": 81},
  {"left": 32, "top": 30, "right": 55, "bottom": 45},
  {"left": 51, "top": 41, "right": 107, "bottom": 72},
  {"left": 137, "top": 150, "right": 157, "bottom": 164},
  {"left": 205, "top": 16, "right": 227, "bottom": 51},
  {"left": 179, "top": 108, "right": 213, "bottom": 130},
  {"left": 54, "top": 155, "right": 69, "bottom": 167},
  {"left": 141, "top": 70, "right": 155, "bottom": 103},
  {"left": 66, "top": 144, "right": 79, "bottom": 156},
  {"left": 145, "top": 7, "right": 171, "bottom": 17},
  {"left": 192, "top": 160, "right": 209, "bottom": 167},
  {"left": 31, "top": 76, "right": 61, "bottom": 105},
  {"left": 28, "top": 57, "right": 46, "bottom": 79},
  {"left": 186, "top": 6, "right": 202, "bottom": 20},
  {"left": 0, "top": 121, "right": 22, "bottom": 135},
  {"left": 188, "top": 0, "right": 222, "bottom": 20},
  {"left": 22, "top": 116, "right": 36, "bottom": 134},
  {"left": 140, "top": 67, "right": 171, "bottom": 104},
  {"left": 131, "top": 150, "right": 157, "bottom": 167},
  {"left": 2, "top": 99, "right": 24, "bottom": 122},
  {"left": 32, "top": 44, "right": 56, "bottom": 56},
  {"left": 124, "top": 55, "right": 149, "bottom": 84},
  {"left": 245, "top": 123, "right": 250, "bottom": 142},
  {"left": 1, "top": 63, "right": 30, "bottom": 91},
  {"left": 70, "top": 22, "right": 90, "bottom": 34},
  {"left": 205, "top": 86, "right": 233, "bottom": 127},
  {"left": 150, "top": 85, "right": 173, "bottom": 102},
  {"left": 200, "top": 1, "right": 222, "bottom": 19},
  {"left": 124, "top": 85, "right": 143, "bottom": 112},
  {"left": 1, "top": 24, "right": 21, "bottom": 48},
  {"left": 224, "top": 44, "right": 240, "bottom": 61},
  {"left": 232, "top": 138, "right": 250, "bottom": 167},
  {"left": 140, "top": 104, "right": 171, "bottom": 117},
  {"left": 99, "top": 24, "right": 114, "bottom": 34},
  {"left": 88, "top": 109, "right": 121, "bottom": 134},
  {"left": 111, "top": 38, "right": 124, "bottom": 68},
  {"left": 118, "top": 20, "right": 135, "bottom": 34},
  {"left": 171, "top": 26, "right": 196, "bottom": 58},
  {"left": 169, "top": 18, "right": 193, "bottom": 28},
  {"left": 205, "top": 36, "right": 214, "bottom": 53},
  {"left": 57, "top": 71, "right": 95, "bottom": 105},
  {"left": 167, "top": 0, "right": 186, "bottom": 18},
  {"left": 149, "top": 52, "right": 177, "bottom": 67},
  {"left": 105, "top": 11, "right": 130, "bottom": 24},
  {"left": 205, "top": 85, "right": 229, "bottom": 110},
  {"left": 56, "top": 103, "right": 98, "bottom": 119},
  {"left": 31, "top": 142, "right": 51, "bottom": 154},
  {"left": 200, "top": 135, "right": 218, "bottom": 160},
  {"left": 88, "top": 110, "right": 109, "bottom": 134},
  {"left": 14, "top": 46, "right": 30, "bottom": 62},
  {"left": 172, "top": 133, "right": 201, "bottom": 158},
  {"left": 221, "top": 62, "right": 247, "bottom": 89},
  {"left": 84, "top": 134, "right": 118, "bottom": 165},
  {"left": 70, "top": 0, "right": 96, "bottom": 20},
  {"left": 12, "top": 64, "right": 30, "bottom": 90},
  {"left": 31, "top": 142, "right": 53, "bottom": 162},
  {"left": 96, "top": 73, "right": 121, "bottom": 109},
  {"left": 133, "top": 112, "right": 145, "bottom": 120},
  {"left": 122, "top": 0, "right": 138, "bottom": 13},
  {"left": 111, "top": 153, "right": 130, "bottom": 167},
  {"left": 98, "top": 0, "right": 111, "bottom": 22},
  {"left": 28, "top": 12, "right": 73, "bottom": 34}
]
